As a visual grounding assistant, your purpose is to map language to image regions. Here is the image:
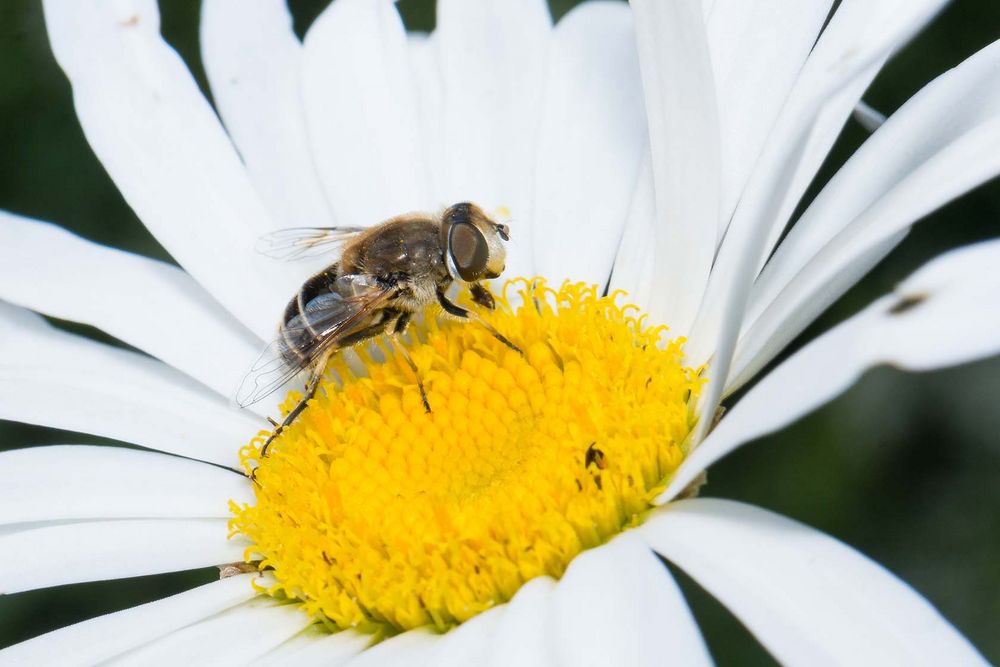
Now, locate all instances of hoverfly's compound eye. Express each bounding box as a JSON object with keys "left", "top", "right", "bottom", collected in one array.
[
  {"left": 496, "top": 224, "right": 510, "bottom": 242},
  {"left": 449, "top": 222, "right": 490, "bottom": 282}
]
